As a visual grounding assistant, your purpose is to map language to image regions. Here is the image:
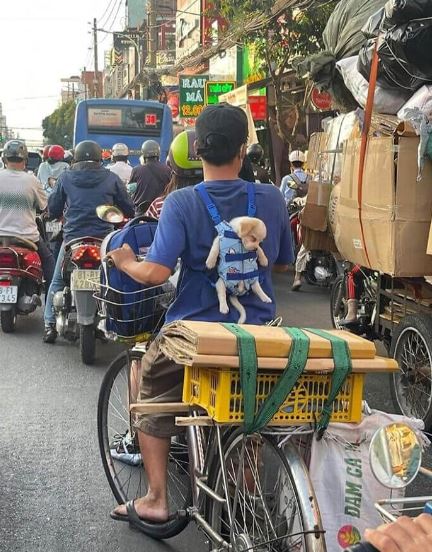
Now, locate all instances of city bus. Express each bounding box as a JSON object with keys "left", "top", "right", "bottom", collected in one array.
[{"left": 73, "top": 98, "right": 173, "bottom": 165}]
